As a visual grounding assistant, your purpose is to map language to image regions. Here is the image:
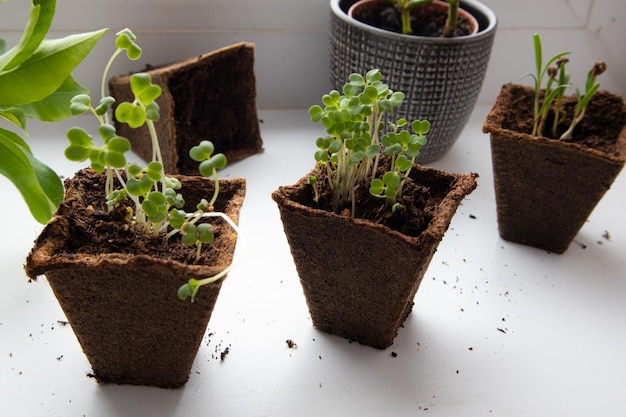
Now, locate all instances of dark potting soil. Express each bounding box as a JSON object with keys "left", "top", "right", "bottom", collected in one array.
[
  {"left": 495, "top": 84, "right": 626, "bottom": 156},
  {"left": 52, "top": 169, "right": 237, "bottom": 266},
  {"left": 304, "top": 161, "right": 459, "bottom": 238},
  {"left": 353, "top": 3, "right": 474, "bottom": 37}
]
